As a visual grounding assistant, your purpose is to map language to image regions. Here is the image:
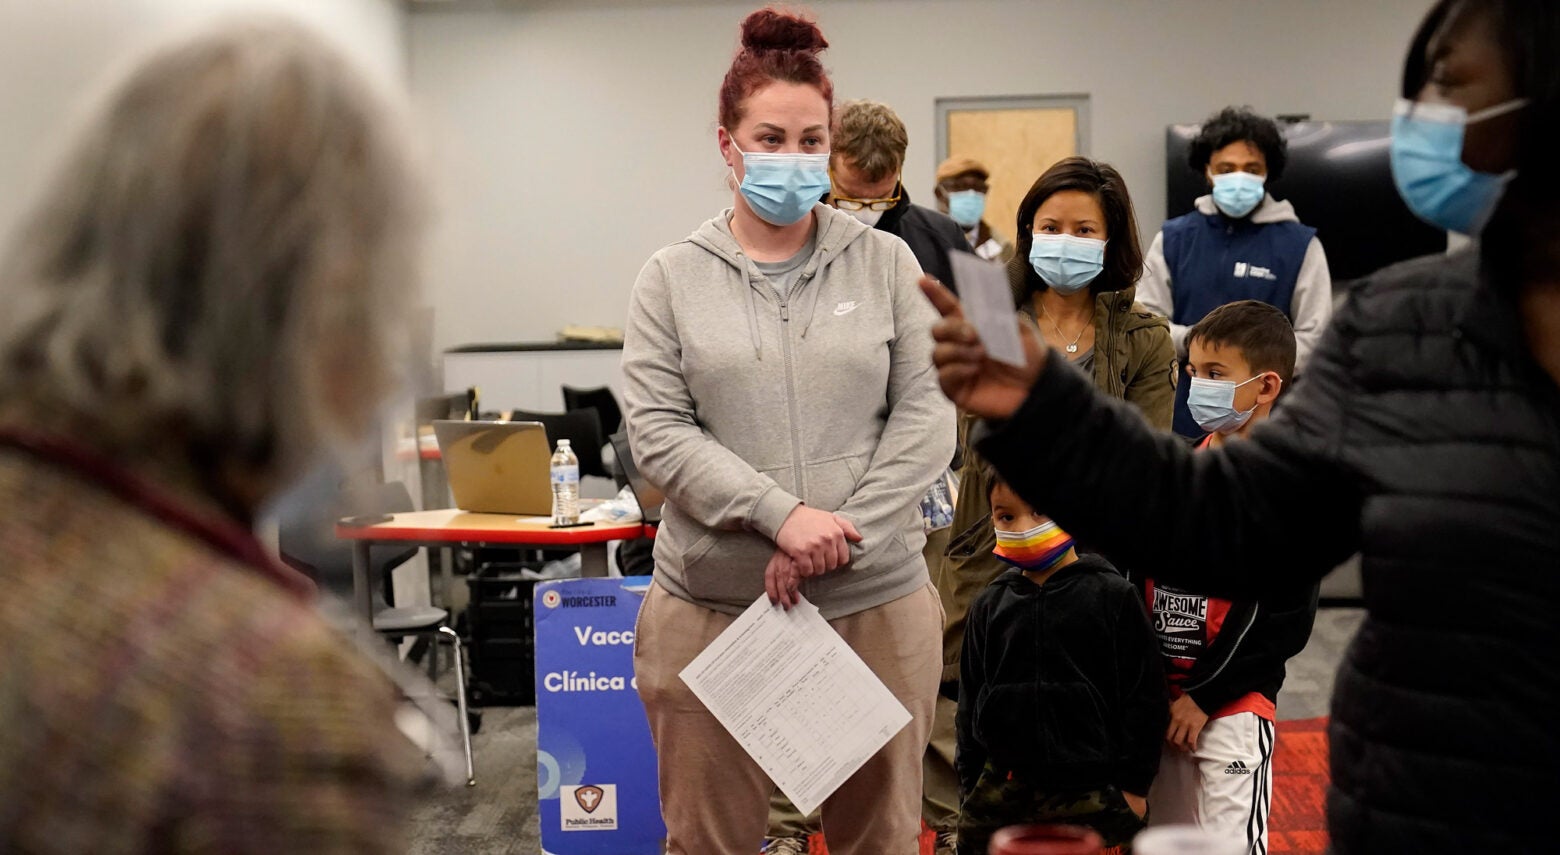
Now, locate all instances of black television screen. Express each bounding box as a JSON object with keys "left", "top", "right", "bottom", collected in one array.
[{"left": 1165, "top": 121, "right": 1445, "bottom": 285}]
